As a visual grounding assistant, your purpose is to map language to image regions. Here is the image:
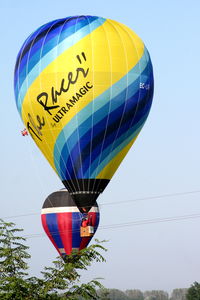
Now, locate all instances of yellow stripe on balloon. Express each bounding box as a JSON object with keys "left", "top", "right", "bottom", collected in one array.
[{"left": 21, "top": 19, "right": 144, "bottom": 172}]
